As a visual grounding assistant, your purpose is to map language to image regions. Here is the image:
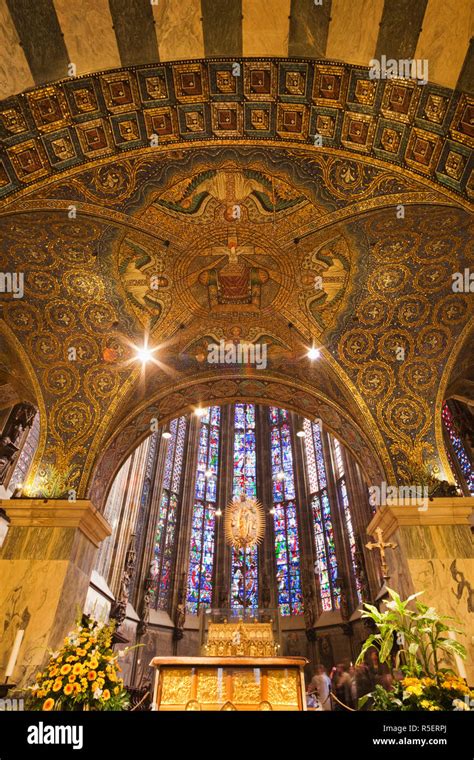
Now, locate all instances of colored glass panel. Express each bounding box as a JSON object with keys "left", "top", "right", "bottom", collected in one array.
[
  {"left": 442, "top": 402, "right": 474, "bottom": 494},
  {"left": 339, "top": 478, "right": 362, "bottom": 603},
  {"left": 304, "top": 419, "right": 340, "bottom": 611},
  {"left": 269, "top": 406, "right": 302, "bottom": 616},
  {"left": 186, "top": 407, "right": 221, "bottom": 613},
  {"left": 231, "top": 403, "right": 258, "bottom": 609},
  {"left": 151, "top": 417, "right": 187, "bottom": 610}
]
